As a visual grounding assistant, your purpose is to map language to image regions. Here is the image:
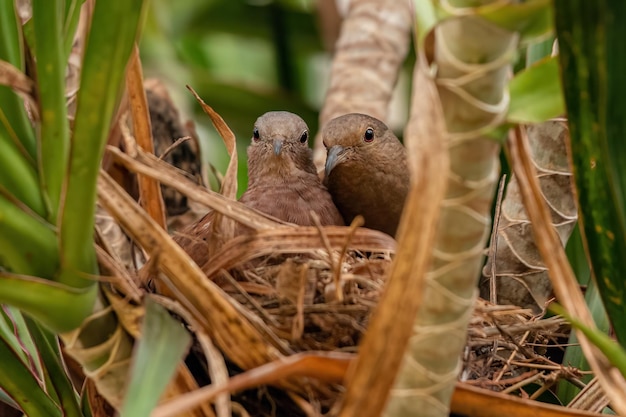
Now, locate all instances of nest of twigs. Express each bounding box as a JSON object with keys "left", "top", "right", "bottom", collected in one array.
[
  {"left": 218, "top": 251, "right": 391, "bottom": 352},
  {"left": 464, "top": 300, "right": 579, "bottom": 394},
  {"left": 96, "top": 83, "right": 591, "bottom": 417}
]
